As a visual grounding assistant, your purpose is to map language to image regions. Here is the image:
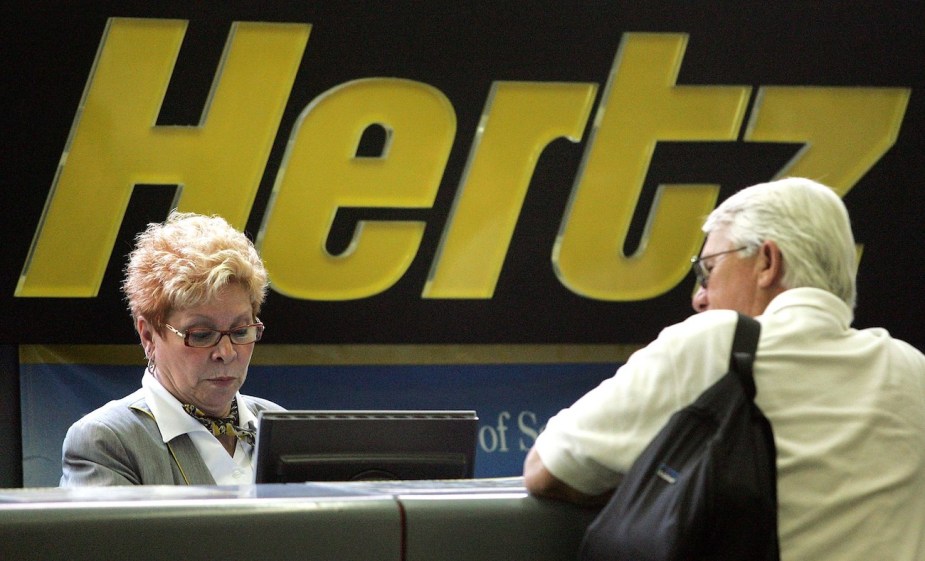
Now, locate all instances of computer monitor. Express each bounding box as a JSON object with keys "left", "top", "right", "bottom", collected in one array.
[{"left": 253, "top": 410, "right": 479, "bottom": 483}]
